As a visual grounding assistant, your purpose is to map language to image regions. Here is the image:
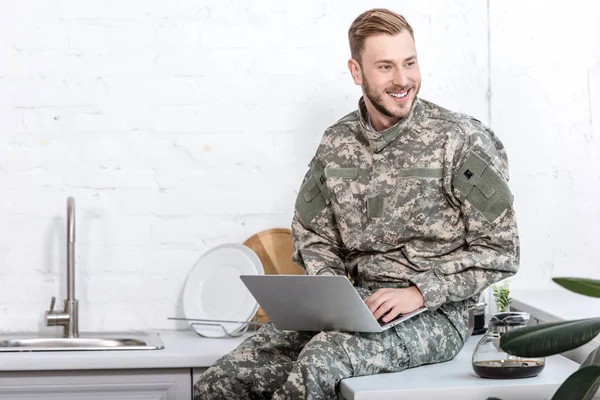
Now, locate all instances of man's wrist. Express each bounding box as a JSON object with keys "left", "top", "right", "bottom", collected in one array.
[
  {"left": 409, "top": 285, "right": 425, "bottom": 308},
  {"left": 410, "top": 270, "right": 448, "bottom": 310}
]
